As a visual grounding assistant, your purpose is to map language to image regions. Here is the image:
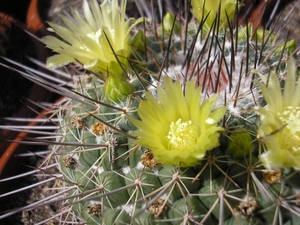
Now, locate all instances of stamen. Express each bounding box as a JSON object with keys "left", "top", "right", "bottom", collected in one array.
[
  {"left": 166, "top": 119, "right": 198, "bottom": 150},
  {"left": 278, "top": 106, "right": 300, "bottom": 152}
]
